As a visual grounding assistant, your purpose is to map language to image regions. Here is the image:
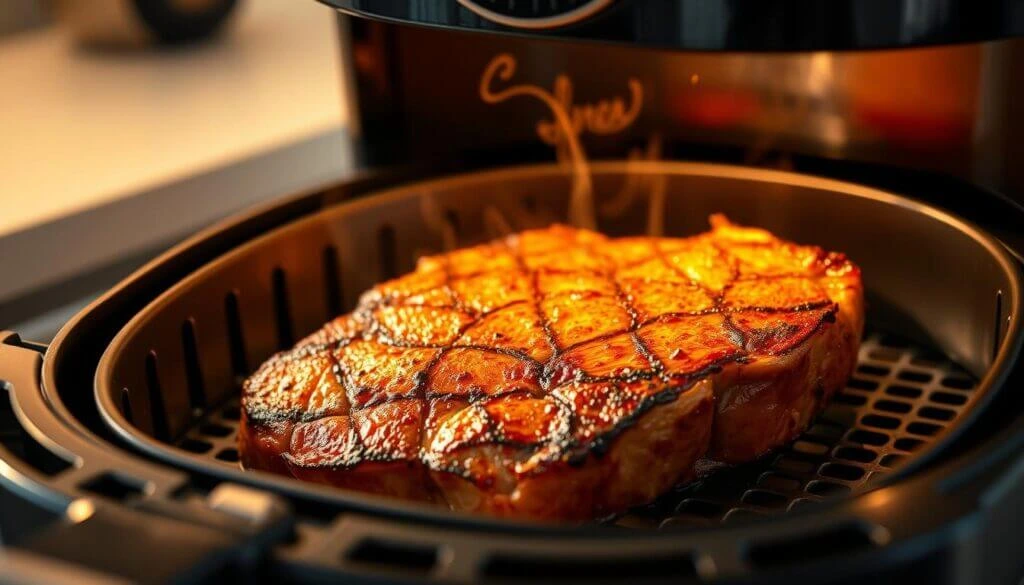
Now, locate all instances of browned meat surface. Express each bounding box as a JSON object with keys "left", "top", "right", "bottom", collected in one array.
[{"left": 239, "top": 215, "right": 863, "bottom": 521}]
